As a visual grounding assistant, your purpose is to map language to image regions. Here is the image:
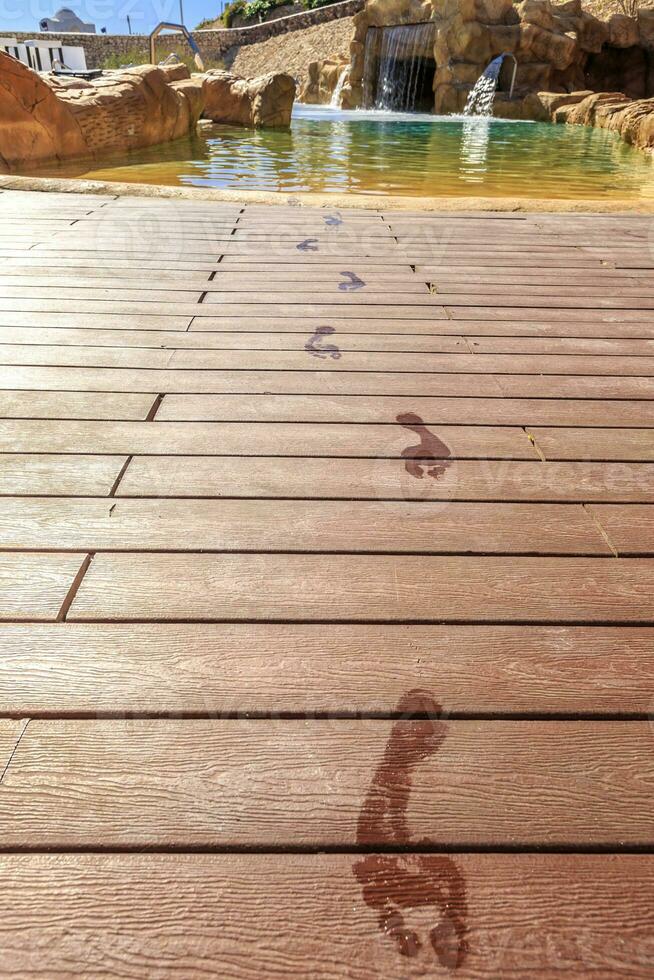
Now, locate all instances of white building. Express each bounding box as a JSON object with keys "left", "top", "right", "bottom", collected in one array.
[
  {"left": 39, "top": 7, "right": 96, "bottom": 33},
  {"left": 0, "top": 36, "right": 87, "bottom": 71}
]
